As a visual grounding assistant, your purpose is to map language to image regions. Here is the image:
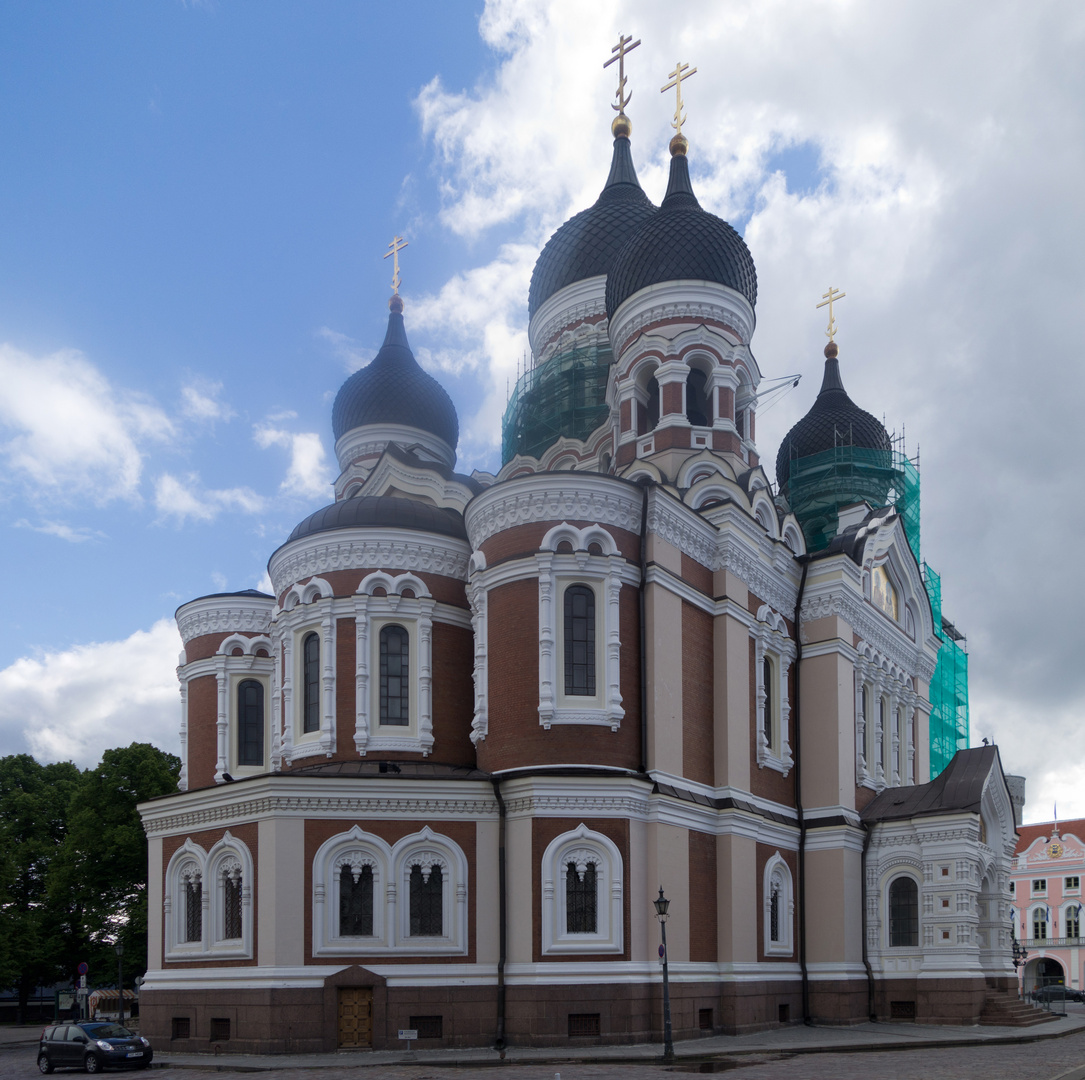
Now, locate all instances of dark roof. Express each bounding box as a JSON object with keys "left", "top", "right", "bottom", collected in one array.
[
  {"left": 282, "top": 495, "right": 468, "bottom": 545},
  {"left": 528, "top": 136, "right": 656, "bottom": 318},
  {"left": 331, "top": 308, "right": 459, "bottom": 451},
  {"left": 861, "top": 745, "right": 1001, "bottom": 823},
  {"left": 287, "top": 760, "right": 489, "bottom": 780},
  {"left": 605, "top": 152, "right": 757, "bottom": 318},
  {"left": 775, "top": 352, "right": 892, "bottom": 491}
]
